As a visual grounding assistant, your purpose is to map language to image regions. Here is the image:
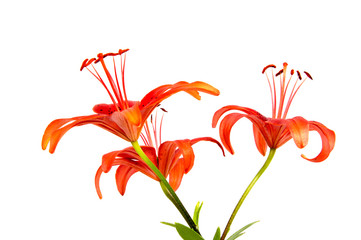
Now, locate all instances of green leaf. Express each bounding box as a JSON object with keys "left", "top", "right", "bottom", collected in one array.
[
  {"left": 227, "top": 220, "right": 259, "bottom": 240},
  {"left": 175, "top": 222, "right": 205, "bottom": 240},
  {"left": 213, "top": 227, "right": 221, "bottom": 240},
  {"left": 192, "top": 201, "right": 203, "bottom": 227},
  {"left": 160, "top": 221, "right": 176, "bottom": 228},
  {"left": 227, "top": 232, "right": 245, "bottom": 240}
]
